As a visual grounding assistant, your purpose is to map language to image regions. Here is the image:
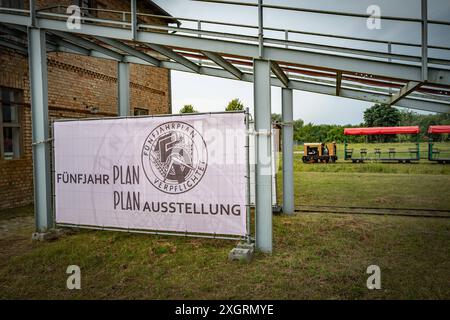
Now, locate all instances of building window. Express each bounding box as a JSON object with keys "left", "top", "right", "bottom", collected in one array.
[
  {"left": 0, "top": 0, "right": 24, "bottom": 9},
  {"left": 75, "top": 0, "right": 94, "bottom": 8},
  {"left": 134, "top": 108, "right": 149, "bottom": 116},
  {"left": 73, "top": 0, "right": 96, "bottom": 17},
  {"left": 0, "top": 87, "right": 22, "bottom": 160}
]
